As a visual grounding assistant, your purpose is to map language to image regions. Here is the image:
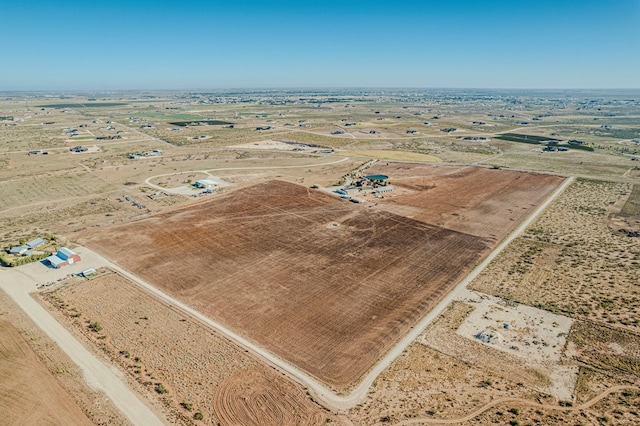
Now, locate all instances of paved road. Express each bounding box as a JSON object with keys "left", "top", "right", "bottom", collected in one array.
[{"left": 0, "top": 258, "right": 166, "bottom": 425}]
